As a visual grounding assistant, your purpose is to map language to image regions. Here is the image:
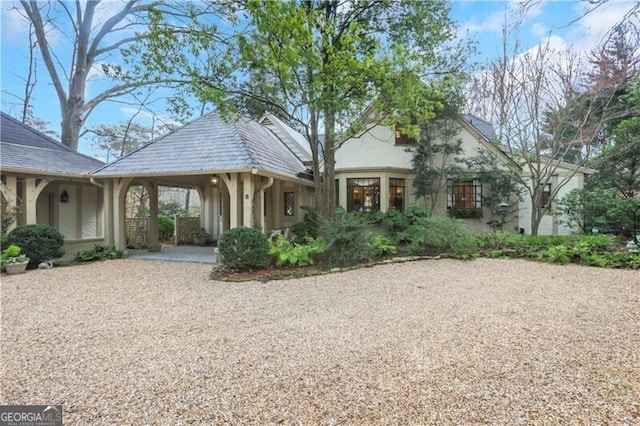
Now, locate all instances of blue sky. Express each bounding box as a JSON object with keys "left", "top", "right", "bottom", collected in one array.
[{"left": 1, "top": 0, "right": 636, "bottom": 156}]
